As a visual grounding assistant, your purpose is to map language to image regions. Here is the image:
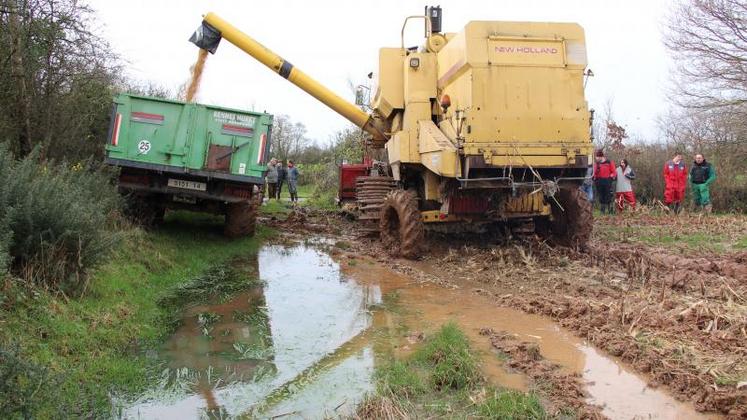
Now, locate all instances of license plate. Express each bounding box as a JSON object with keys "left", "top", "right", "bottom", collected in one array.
[{"left": 167, "top": 178, "right": 206, "bottom": 191}]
